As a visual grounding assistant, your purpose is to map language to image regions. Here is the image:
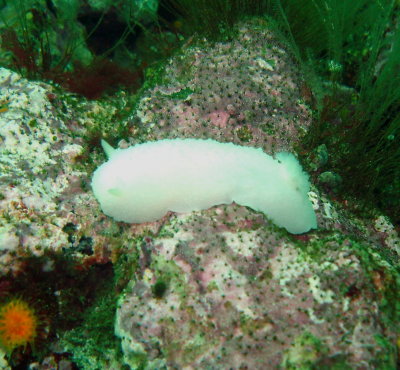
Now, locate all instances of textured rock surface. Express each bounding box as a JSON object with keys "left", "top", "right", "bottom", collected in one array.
[
  {"left": 115, "top": 208, "right": 398, "bottom": 369},
  {"left": 135, "top": 20, "right": 311, "bottom": 153},
  {"left": 0, "top": 67, "right": 116, "bottom": 272}
]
